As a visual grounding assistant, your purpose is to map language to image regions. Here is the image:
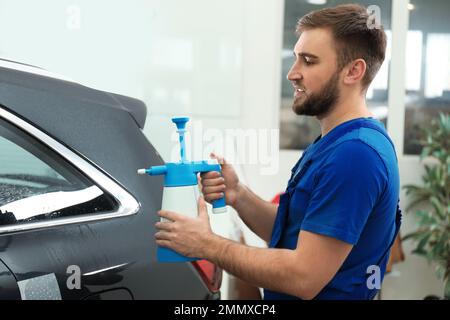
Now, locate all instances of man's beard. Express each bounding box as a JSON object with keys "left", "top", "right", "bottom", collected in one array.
[{"left": 292, "top": 72, "right": 340, "bottom": 117}]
